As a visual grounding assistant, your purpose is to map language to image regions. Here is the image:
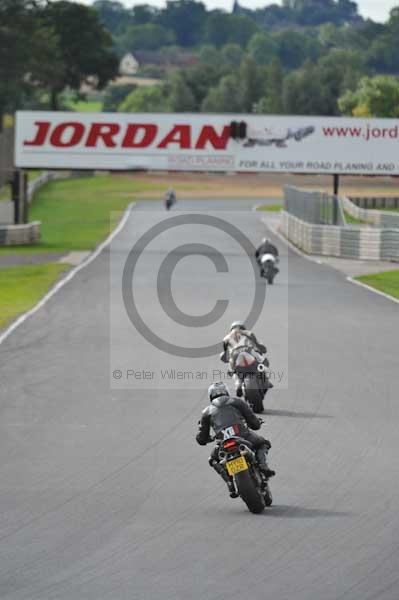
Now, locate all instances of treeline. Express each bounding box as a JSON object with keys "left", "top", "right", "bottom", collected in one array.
[
  {"left": 94, "top": 0, "right": 399, "bottom": 76},
  {"left": 3, "top": 0, "right": 399, "bottom": 122},
  {"left": 94, "top": 0, "right": 362, "bottom": 53},
  {"left": 95, "top": 0, "right": 399, "bottom": 118},
  {"left": 0, "top": 0, "right": 119, "bottom": 129}
]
